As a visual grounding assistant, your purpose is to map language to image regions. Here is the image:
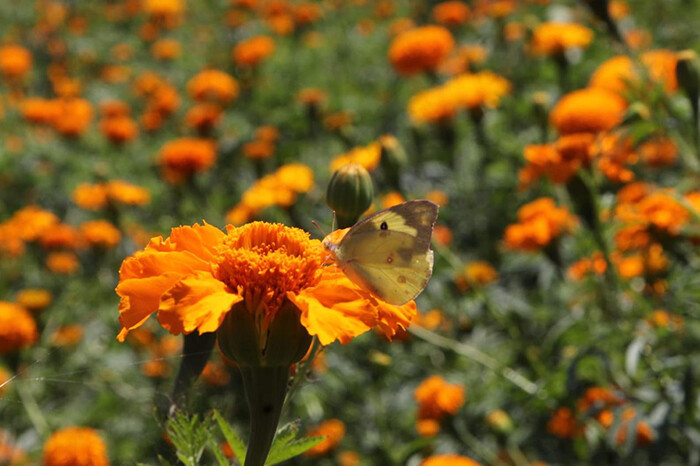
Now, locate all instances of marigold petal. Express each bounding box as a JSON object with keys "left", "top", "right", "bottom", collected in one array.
[
  {"left": 158, "top": 271, "right": 242, "bottom": 335},
  {"left": 374, "top": 299, "right": 417, "bottom": 339},
  {"left": 290, "top": 269, "right": 378, "bottom": 345},
  {"left": 117, "top": 272, "right": 186, "bottom": 341}
]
